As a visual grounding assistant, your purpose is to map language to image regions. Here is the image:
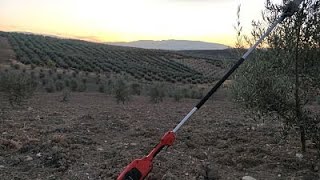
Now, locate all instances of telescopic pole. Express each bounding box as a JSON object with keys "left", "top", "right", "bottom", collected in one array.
[{"left": 118, "top": 0, "right": 304, "bottom": 179}]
